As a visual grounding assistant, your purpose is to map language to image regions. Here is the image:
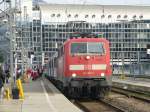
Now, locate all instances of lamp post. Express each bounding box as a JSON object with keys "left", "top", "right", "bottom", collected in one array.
[
  {"left": 122, "top": 15, "right": 128, "bottom": 77},
  {"left": 1, "top": 0, "right": 16, "bottom": 83},
  {"left": 132, "top": 15, "right": 137, "bottom": 79},
  {"left": 116, "top": 15, "right": 128, "bottom": 79},
  {"left": 7, "top": 1, "right": 15, "bottom": 84},
  {"left": 138, "top": 15, "right": 143, "bottom": 75},
  {"left": 108, "top": 15, "right": 113, "bottom": 67},
  {"left": 116, "top": 15, "right": 121, "bottom": 76}
]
